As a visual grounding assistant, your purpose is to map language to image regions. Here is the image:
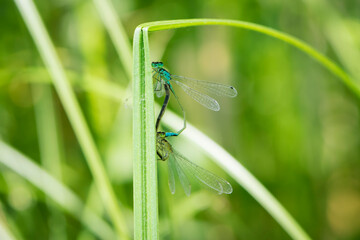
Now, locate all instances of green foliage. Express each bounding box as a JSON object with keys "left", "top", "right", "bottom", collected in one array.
[
  {"left": 0, "top": 141, "right": 116, "bottom": 239},
  {"left": 135, "top": 18, "right": 359, "bottom": 240},
  {"left": 133, "top": 27, "right": 158, "bottom": 239},
  {"left": 12, "top": 0, "right": 128, "bottom": 238},
  {"left": 1, "top": 0, "right": 360, "bottom": 239}
]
